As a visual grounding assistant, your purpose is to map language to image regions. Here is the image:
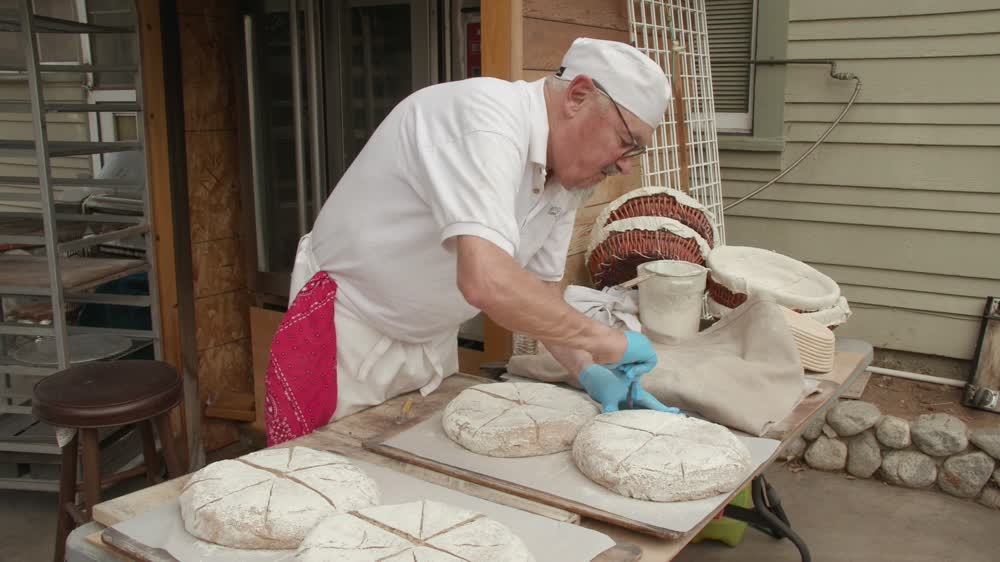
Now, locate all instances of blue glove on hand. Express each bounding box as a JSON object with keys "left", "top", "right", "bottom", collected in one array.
[
  {"left": 579, "top": 365, "right": 681, "bottom": 414},
  {"left": 606, "top": 331, "right": 658, "bottom": 379}
]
